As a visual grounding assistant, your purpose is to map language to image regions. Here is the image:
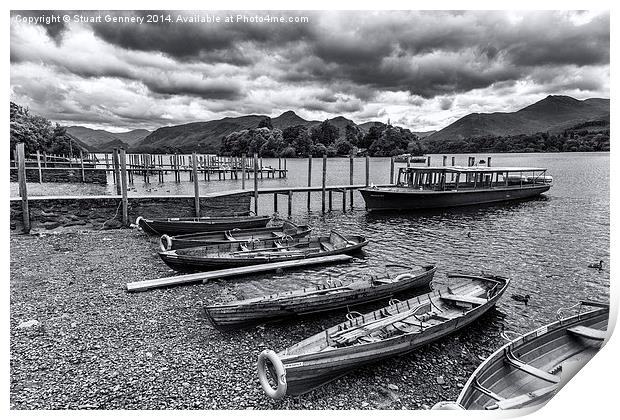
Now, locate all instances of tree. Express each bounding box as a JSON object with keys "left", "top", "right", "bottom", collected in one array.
[
  {"left": 335, "top": 139, "right": 353, "bottom": 155},
  {"left": 345, "top": 123, "right": 362, "bottom": 146},
  {"left": 310, "top": 120, "right": 339, "bottom": 146},
  {"left": 257, "top": 117, "right": 273, "bottom": 130}
]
